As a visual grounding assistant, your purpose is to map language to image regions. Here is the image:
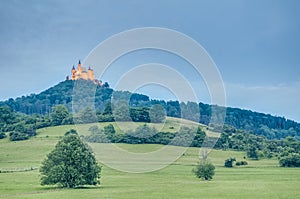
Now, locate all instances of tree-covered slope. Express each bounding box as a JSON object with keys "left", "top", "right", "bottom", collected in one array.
[{"left": 1, "top": 79, "right": 299, "bottom": 139}]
